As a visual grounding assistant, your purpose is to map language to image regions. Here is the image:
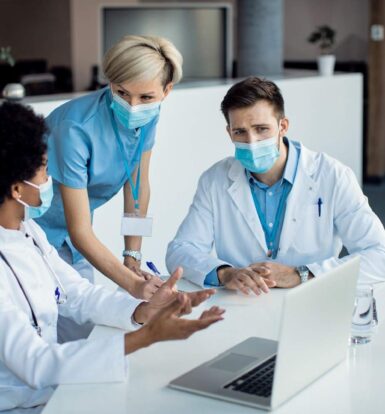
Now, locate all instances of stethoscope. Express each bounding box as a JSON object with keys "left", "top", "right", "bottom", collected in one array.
[{"left": 0, "top": 234, "right": 68, "bottom": 336}]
